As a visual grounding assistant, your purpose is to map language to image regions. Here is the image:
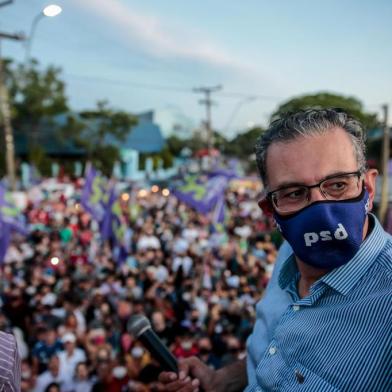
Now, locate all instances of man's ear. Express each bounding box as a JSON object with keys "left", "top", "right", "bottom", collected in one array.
[
  {"left": 364, "top": 169, "right": 378, "bottom": 211},
  {"left": 258, "top": 198, "right": 274, "bottom": 217}
]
